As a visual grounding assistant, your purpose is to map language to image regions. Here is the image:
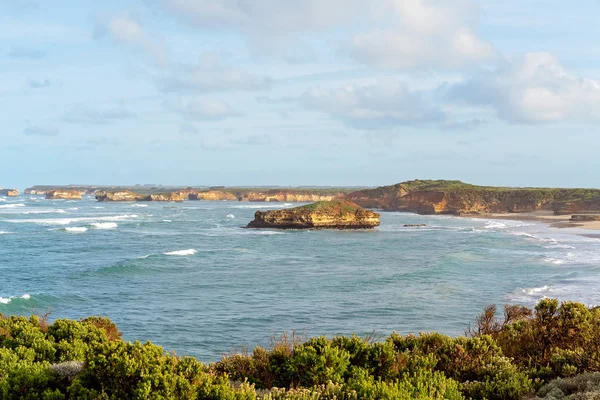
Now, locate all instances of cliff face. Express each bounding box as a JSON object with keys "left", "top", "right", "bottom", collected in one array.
[
  {"left": 25, "top": 186, "right": 357, "bottom": 202},
  {"left": 347, "top": 180, "right": 600, "bottom": 216},
  {"left": 189, "top": 191, "right": 238, "bottom": 201},
  {"left": 0, "top": 189, "right": 19, "bottom": 197},
  {"left": 45, "top": 190, "right": 82, "bottom": 200},
  {"left": 95, "top": 191, "right": 184, "bottom": 202},
  {"left": 553, "top": 199, "right": 600, "bottom": 215},
  {"left": 247, "top": 200, "right": 380, "bottom": 229},
  {"left": 96, "top": 191, "right": 139, "bottom": 202},
  {"left": 147, "top": 192, "right": 184, "bottom": 202},
  {"left": 25, "top": 188, "right": 46, "bottom": 195},
  {"left": 239, "top": 191, "right": 344, "bottom": 202}
]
